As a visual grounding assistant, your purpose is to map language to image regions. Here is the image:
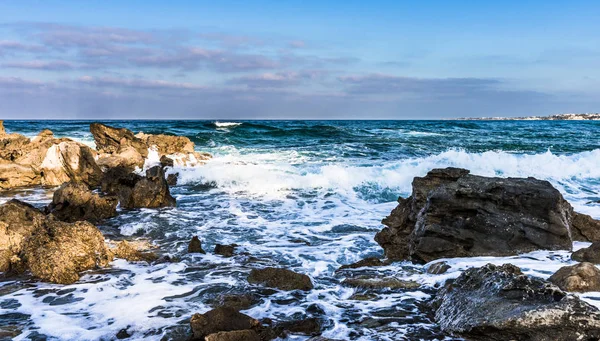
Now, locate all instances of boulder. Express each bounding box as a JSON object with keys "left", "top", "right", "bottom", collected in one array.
[
  {"left": 342, "top": 276, "right": 420, "bottom": 290},
  {"left": 570, "top": 212, "right": 600, "bottom": 242},
  {"left": 100, "top": 166, "right": 176, "bottom": 209},
  {"left": 426, "top": 261, "right": 451, "bottom": 275},
  {"left": 90, "top": 123, "right": 148, "bottom": 157},
  {"left": 247, "top": 267, "right": 313, "bottom": 291},
  {"left": 338, "top": 257, "right": 383, "bottom": 270},
  {"left": 205, "top": 330, "right": 260, "bottom": 341},
  {"left": 274, "top": 318, "right": 322, "bottom": 336},
  {"left": 376, "top": 168, "right": 578, "bottom": 263},
  {"left": 214, "top": 244, "right": 236, "bottom": 257},
  {"left": 0, "top": 200, "right": 46, "bottom": 273},
  {"left": 188, "top": 236, "right": 205, "bottom": 254},
  {"left": 572, "top": 242, "right": 600, "bottom": 263},
  {"left": 549, "top": 262, "right": 600, "bottom": 292},
  {"left": 210, "top": 293, "right": 259, "bottom": 311},
  {"left": 0, "top": 161, "right": 39, "bottom": 189},
  {"left": 46, "top": 182, "right": 117, "bottom": 223},
  {"left": 189, "top": 307, "right": 261, "bottom": 340},
  {"left": 39, "top": 141, "right": 103, "bottom": 187},
  {"left": 96, "top": 146, "right": 145, "bottom": 172},
  {"left": 23, "top": 217, "right": 113, "bottom": 284},
  {"left": 433, "top": 263, "right": 600, "bottom": 341},
  {"left": 0, "top": 120, "right": 4, "bottom": 135},
  {"left": 111, "top": 240, "right": 158, "bottom": 262},
  {"left": 135, "top": 132, "right": 195, "bottom": 155}
]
